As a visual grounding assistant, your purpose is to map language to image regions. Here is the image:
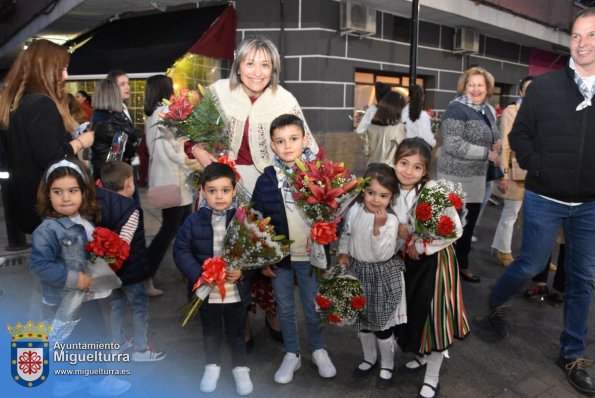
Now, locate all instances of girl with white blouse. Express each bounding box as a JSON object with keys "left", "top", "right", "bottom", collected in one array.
[{"left": 337, "top": 163, "right": 406, "bottom": 390}]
